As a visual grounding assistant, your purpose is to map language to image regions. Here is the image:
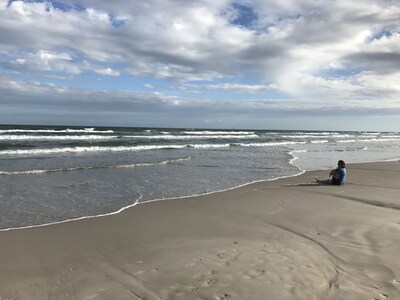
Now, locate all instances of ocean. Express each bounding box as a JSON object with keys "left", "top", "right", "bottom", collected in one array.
[{"left": 0, "top": 125, "right": 399, "bottom": 230}]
